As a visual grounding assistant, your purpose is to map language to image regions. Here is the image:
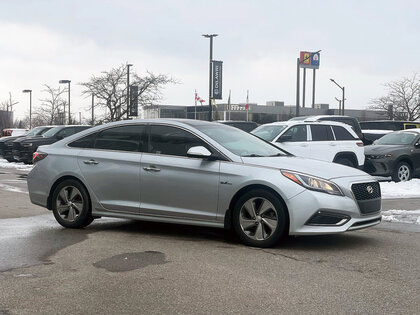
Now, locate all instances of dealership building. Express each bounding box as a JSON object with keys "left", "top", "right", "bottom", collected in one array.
[{"left": 143, "top": 101, "right": 388, "bottom": 124}]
